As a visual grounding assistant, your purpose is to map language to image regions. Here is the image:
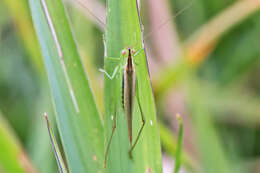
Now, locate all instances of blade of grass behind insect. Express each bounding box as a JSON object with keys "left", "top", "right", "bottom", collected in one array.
[
  {"left": 29, "top": 0, "right": 104, "bottom": 172},
  {"left": 104, "top": 0, "right": 162, "bottom": 172},
  {"left": 0, "top": 111, "right": 36, "bottom": 173}
]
